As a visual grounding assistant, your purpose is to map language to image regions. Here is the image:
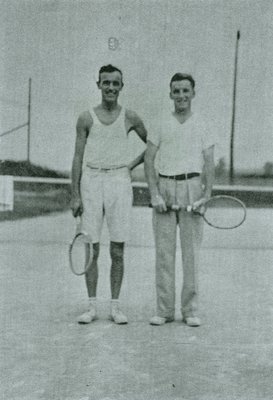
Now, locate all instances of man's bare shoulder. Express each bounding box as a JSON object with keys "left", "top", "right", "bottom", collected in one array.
[
  {"left": 77, "top": 111, "right": 93, "bottom": 129},
  {"left": 125, "top": 109, "right": 143, "bottom": 125}
]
